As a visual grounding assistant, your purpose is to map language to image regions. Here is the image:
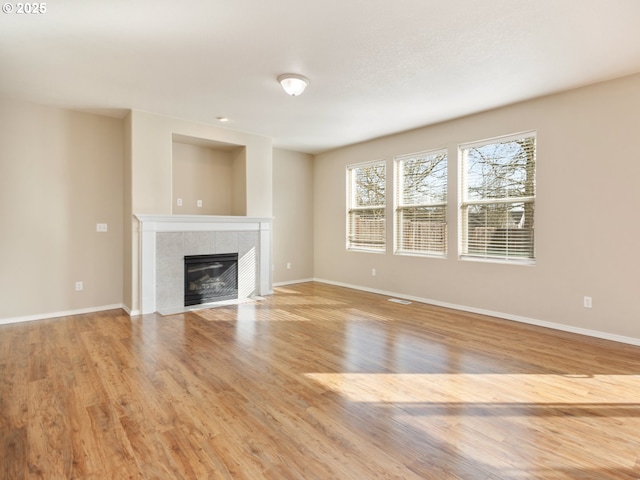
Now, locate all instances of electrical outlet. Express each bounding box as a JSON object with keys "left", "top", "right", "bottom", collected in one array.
[
  {"left": 177, "top": 198, "right": 183, "bottom": 206},
  {"left": 197, "top": 200, "right": 203, "bottom": 207},
  {"left": 372, "top": 268, "right": 376, "bottom": 276},
  {"left": 96, "top": 223, "right": 107, "bottom": 232},
  {"left": 286, "top": 262, "right": 292, "bottom": 269},
  {"left": 584, "top": 296, "right": 592, "bottom": 308},
  {"left": 75, "top": 281, "right": 83, "bottom": 291}
]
